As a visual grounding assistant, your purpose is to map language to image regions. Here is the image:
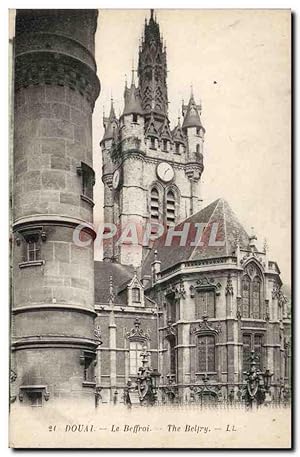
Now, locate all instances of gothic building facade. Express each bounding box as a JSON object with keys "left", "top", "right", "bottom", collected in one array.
[{"left": 11, "top": 10, "right": 291, "bottom": 408}]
